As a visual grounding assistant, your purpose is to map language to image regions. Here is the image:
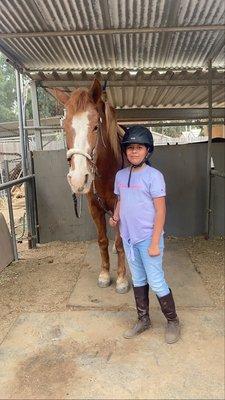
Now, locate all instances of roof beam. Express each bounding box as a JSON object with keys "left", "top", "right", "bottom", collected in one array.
[
  {"left": 1, "top": 119, "right": 224, "bottom": 139},
  {"left": 116, "top": 108, "right": 225, "bottom": 121},
  {"left": 0, "top": 25, "right": 224, "bottom": 39},
  {"left": 39, "top": 79, "right": 225, "bottom": 88}
]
